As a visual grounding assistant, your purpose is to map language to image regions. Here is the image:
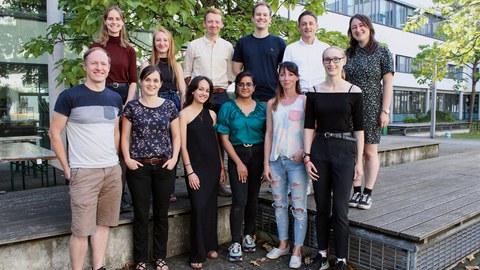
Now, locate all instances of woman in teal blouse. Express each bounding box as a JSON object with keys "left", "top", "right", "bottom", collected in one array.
[{"left": 216, "top": 71, "right": 266, "bottom": 263}]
